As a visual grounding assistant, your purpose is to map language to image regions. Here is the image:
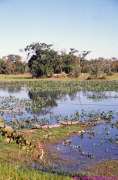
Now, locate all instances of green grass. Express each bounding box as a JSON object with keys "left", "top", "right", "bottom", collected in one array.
[
  {"left": 29, "top": 124, "right": 86, "bottom": 144},
  {"left": 0, "top": 78, "right": 118, "bottom": 93},
  {"left": 0, "top": 124, "right": 86, "bottom": 163},
  {"left": 0, "top": 135, "right": 71, "bottom": 179},
  {"left": 0, "top": 162, "right": 70, "bottom": 180},
  {"left": 0, "top": 125, "right": 85, "bottom": 179},
  {"left": 0, "top": 136, "right": 27, "bottom": 164}
]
